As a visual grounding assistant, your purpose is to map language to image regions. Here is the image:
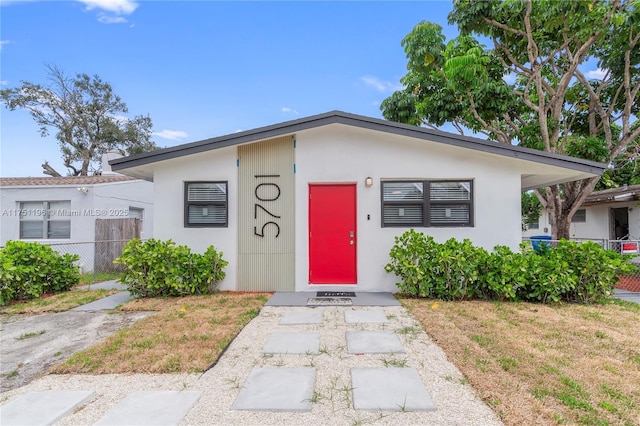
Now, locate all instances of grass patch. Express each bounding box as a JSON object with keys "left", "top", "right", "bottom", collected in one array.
[
  {"left": 402, "top": 299, "right": 640, "bottom": 426},
  {"left": 380, "top": 355, "right": 408, "bottom": 368},
  {"left": 52, "top": 292, "right": 271, "bottom": 374},
  {"left": 16, "top": 330, "right": 46, "bottom": 340},
  {"left": 4, "top": 370, "right": 19, "bottom": 379},
  {"left": 1, "top": 290, "right": 117, "bottom": 315},
  {"left": 77, "top": 272, "right": 122, "bottom": 286}
]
